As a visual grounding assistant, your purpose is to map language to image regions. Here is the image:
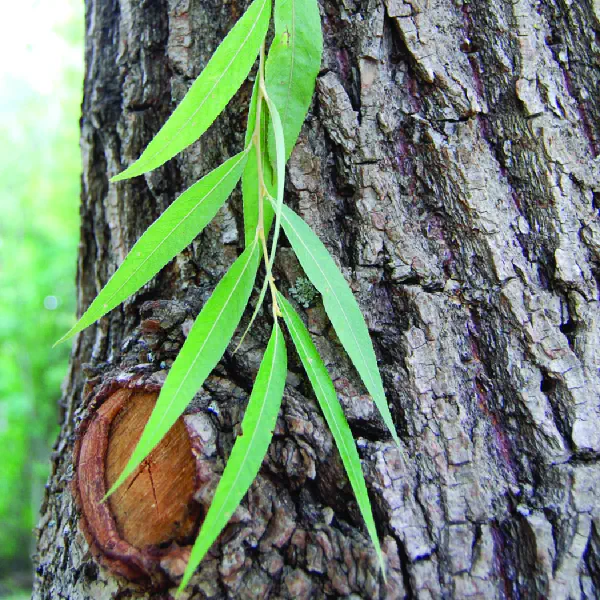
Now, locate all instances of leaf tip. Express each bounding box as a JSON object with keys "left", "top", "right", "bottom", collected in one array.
[
  {"left": 380, "top": 560, "right": 388, "bottom": 584},
  {"left": 176, "top": 575, "right": 191, "bottom": 598},
  {"left": 110, "top": 171, "right": 128, "bottom": 183},
  {"left": 53, "top": 331, "right": 72, "bottom": 348},
  {"left": 372, "top": 539, "right": 387, "bottom": 583},
  {"left": 111, "top": 163, "right": 143, "bottom": 182},
  {"left": 103, "top": 477, "right": 122, "bottom": 502}
]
